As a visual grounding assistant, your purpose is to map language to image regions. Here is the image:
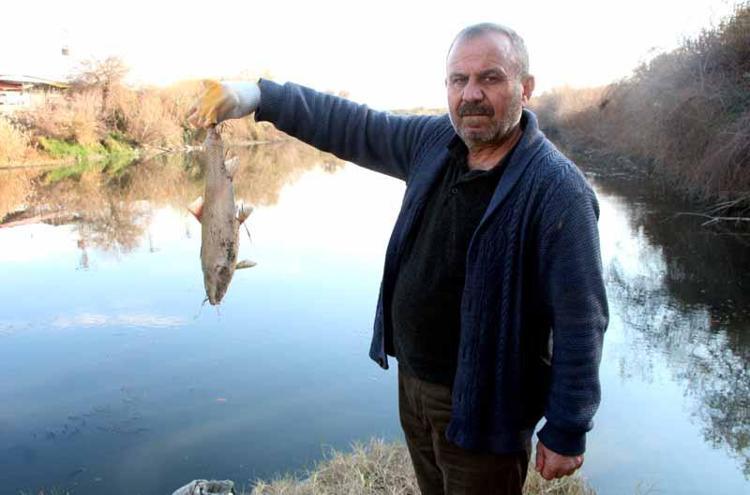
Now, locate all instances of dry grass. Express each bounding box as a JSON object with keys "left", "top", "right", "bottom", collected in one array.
[
  {"left": 248, "top": 439, "right": 594, "bottom": 495},
  {"left": 531, "top": 86, "right": 609, "bottom": 145},
  {"left": 17, "top": 90, "right": 103, "bottom": 147},
  {"left": 6, "top": 74, "right": 284, "bottom": 166},
  {"left": 532, "top": 2, "right": 750, "bottom": 205},
  {"left": 22, "top": 440, "right": 595, "bottom": 495},
  {"left": 116, "top": 88, "right": 185, "bottom": 149},
  {"left": 0, "top": 116, "right": 31, "bottom": 164}
]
